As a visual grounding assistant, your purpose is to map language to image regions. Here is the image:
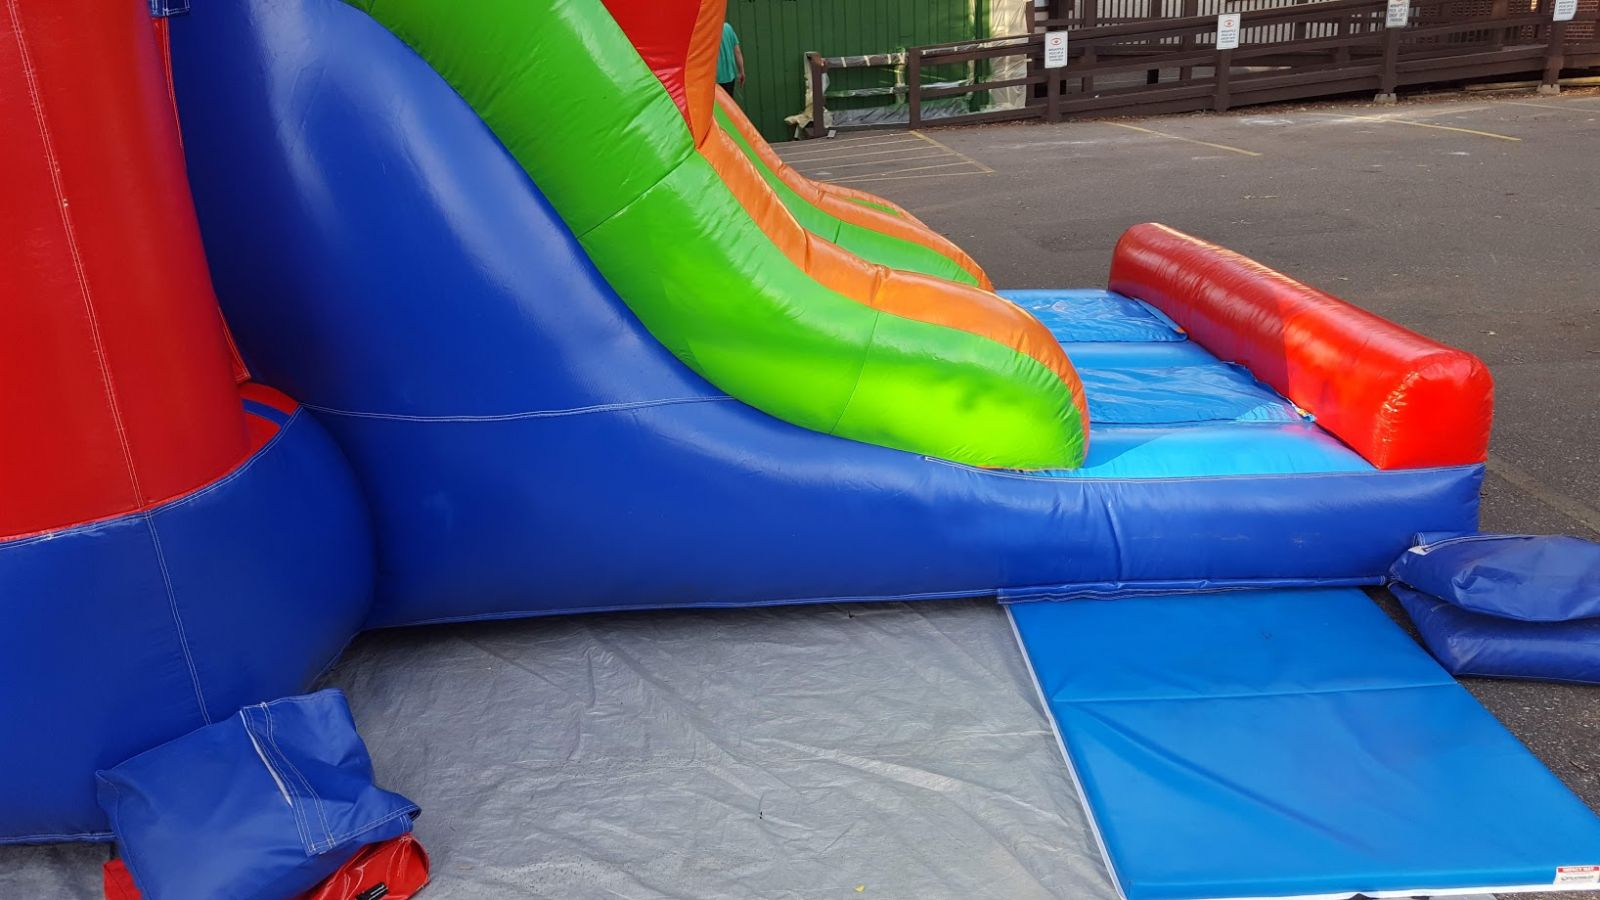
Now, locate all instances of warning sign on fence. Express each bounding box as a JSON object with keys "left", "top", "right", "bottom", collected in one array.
[
  {"left": 1553, "top": 0, "right": 1577, "bottom": 21},
  {"left": 1385, "top": 0, "right": 1411, "bottom": 28},
  {"left": 1216, "top": 14, "right": 1241, "bottom": 50},
  {"left": 1044, "top": 30, "right": 1069, "bottom": 68}
]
